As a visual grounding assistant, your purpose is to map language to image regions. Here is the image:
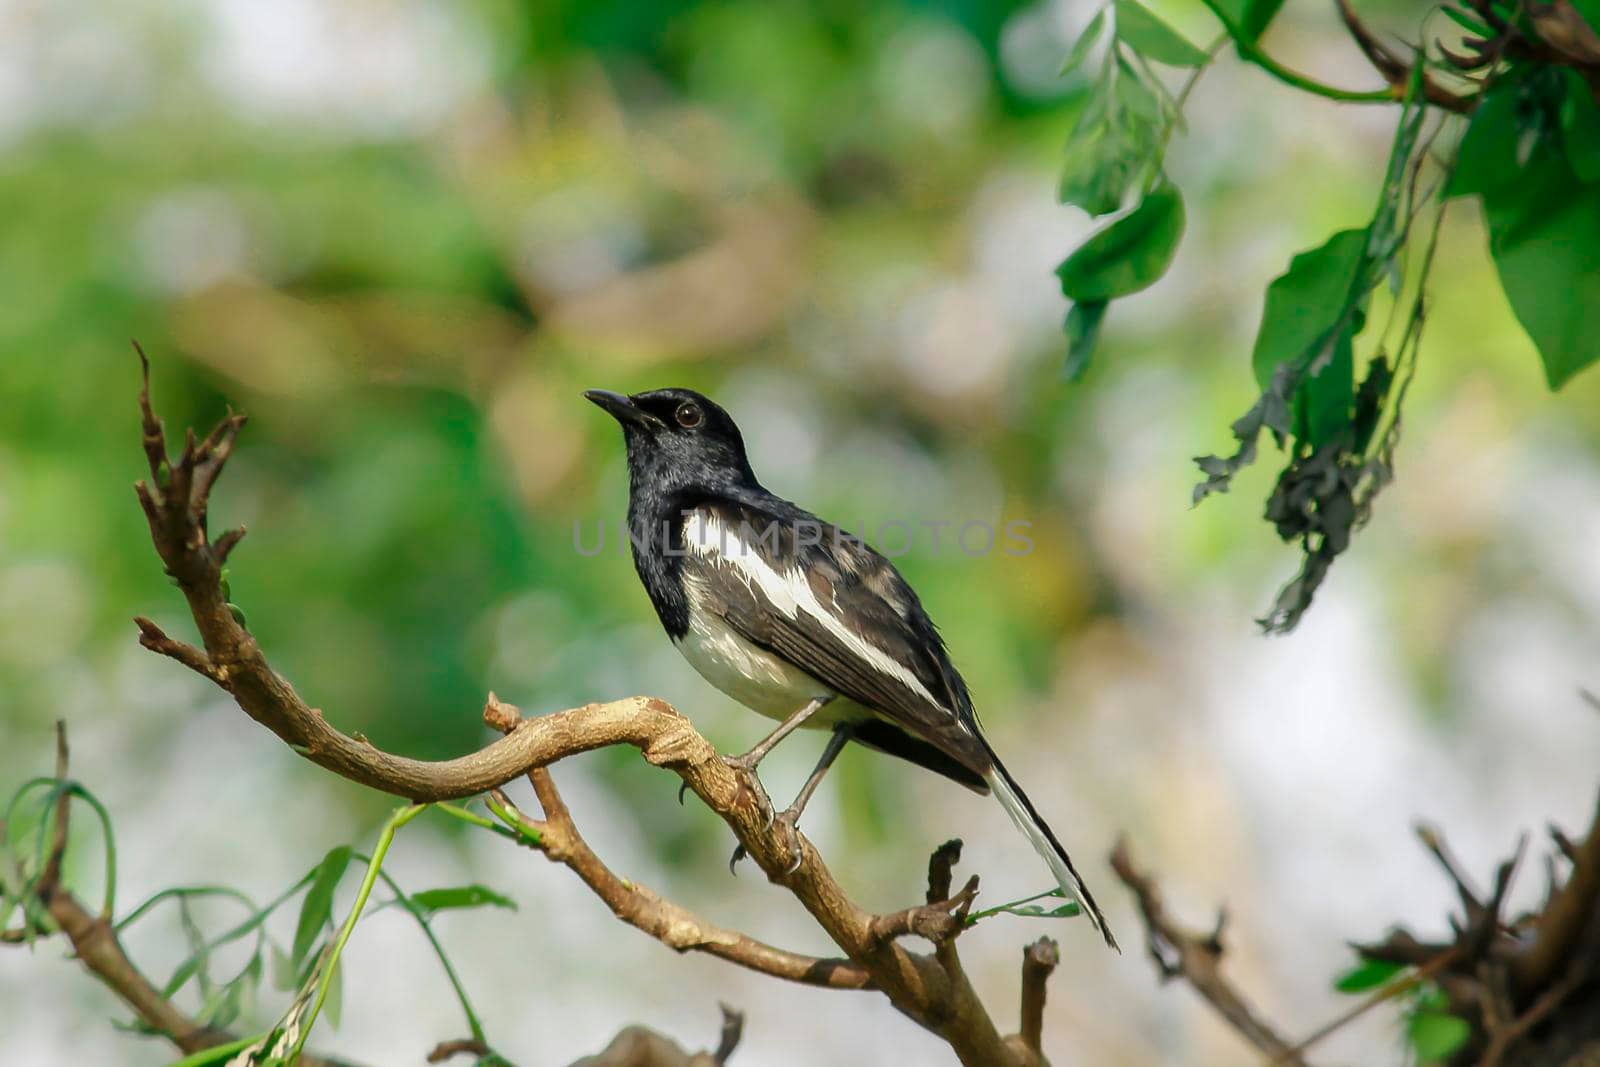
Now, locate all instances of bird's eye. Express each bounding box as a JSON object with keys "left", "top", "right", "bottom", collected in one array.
[{"left": 675, "top": 402, "right": 703, "bottom": 429}]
